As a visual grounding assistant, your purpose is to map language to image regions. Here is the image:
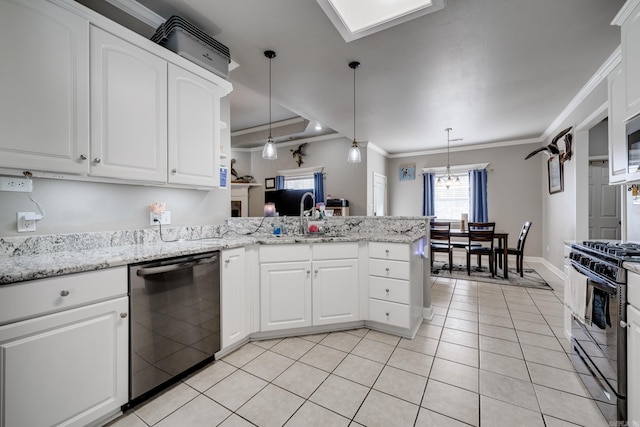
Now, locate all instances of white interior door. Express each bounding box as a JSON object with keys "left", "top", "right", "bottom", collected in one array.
[
  {"left": 589, "top": 160, "right": 621, "bottom": 239},
  {"left": 373, "top": 172, "right": 387, "bottom": 216}
]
